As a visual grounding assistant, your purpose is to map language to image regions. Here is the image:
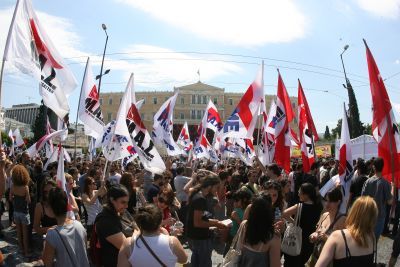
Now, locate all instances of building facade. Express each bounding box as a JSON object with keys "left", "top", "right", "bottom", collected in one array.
[
  {"left": 100, "top": 81, "right": 298, "bottom": 139},
  {"left": 5, "top": 103, "right": 40, "bottom": 125}
]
